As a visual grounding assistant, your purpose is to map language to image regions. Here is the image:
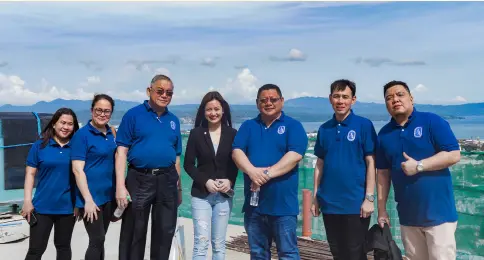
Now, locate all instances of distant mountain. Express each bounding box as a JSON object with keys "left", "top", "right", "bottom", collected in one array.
[{"left": 1, "top": 97, "right": 481, "bottom": 125}]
